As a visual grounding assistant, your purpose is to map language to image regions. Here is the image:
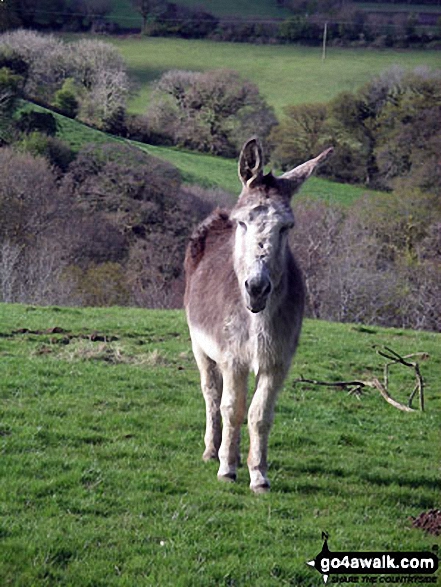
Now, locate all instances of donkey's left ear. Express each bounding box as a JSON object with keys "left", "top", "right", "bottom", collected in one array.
[
  {"left": 280, "top": 147, "right": 333, "bottom": 188},
  {"left": 239, "top": 137, "right": 264, "bottom": 188}
]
